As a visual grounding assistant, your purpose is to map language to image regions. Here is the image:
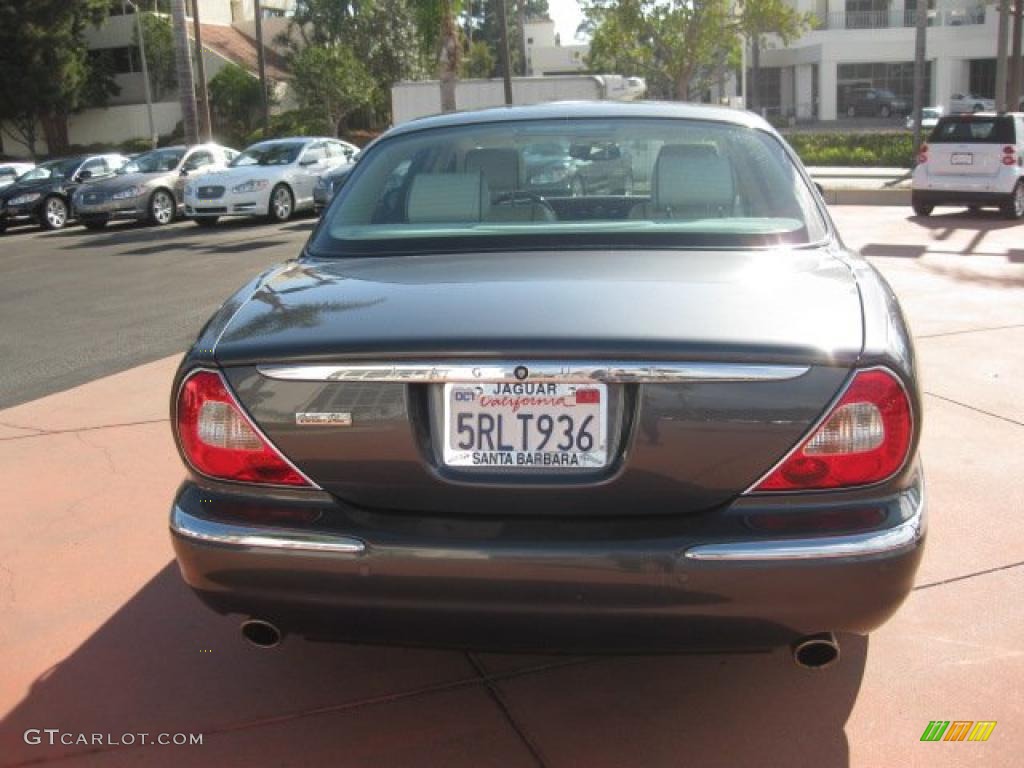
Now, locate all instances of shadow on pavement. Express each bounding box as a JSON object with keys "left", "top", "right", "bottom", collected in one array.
[
  {"left": 0, "top": 562, "right": 867, "bottom": 767},
  {"left": 860, "top": 243, "right": 927, "bottom": 259},
  {"left": 909, "top": 210, "right": 1021, "bottom": 232}
]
